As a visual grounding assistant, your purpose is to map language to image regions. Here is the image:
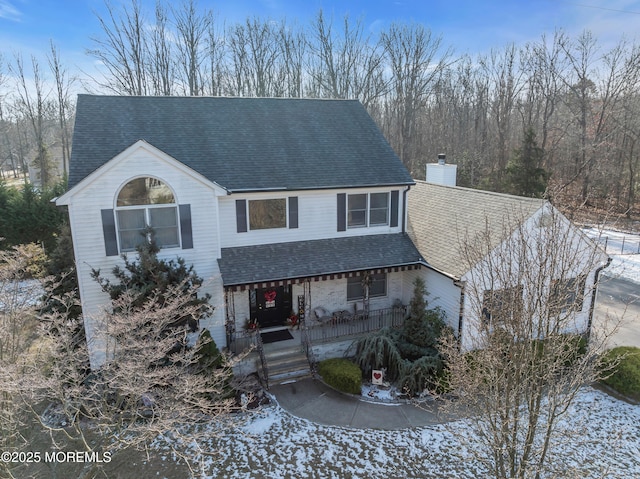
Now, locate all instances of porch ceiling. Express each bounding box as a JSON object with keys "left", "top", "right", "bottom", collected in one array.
[{"left": 218, "top": 233, "right": 425, "bottom": 288}]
